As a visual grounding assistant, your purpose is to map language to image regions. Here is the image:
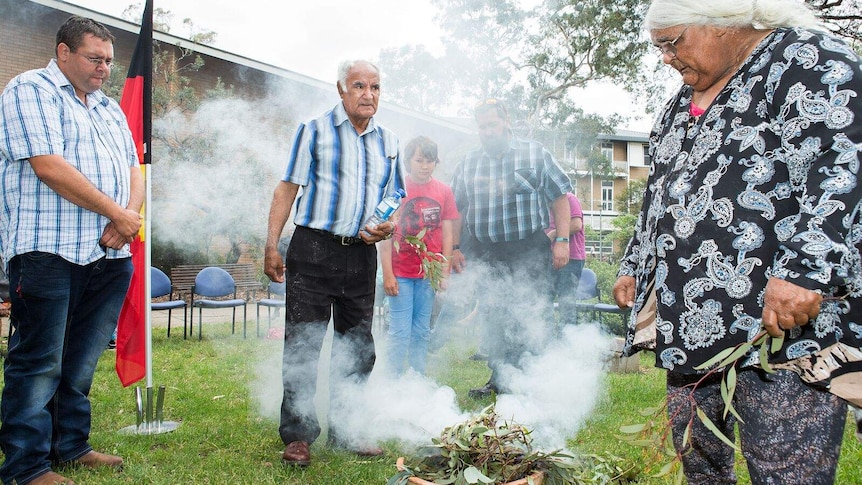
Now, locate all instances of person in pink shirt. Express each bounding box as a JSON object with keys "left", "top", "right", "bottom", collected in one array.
[{"left": 546, "top": 191, "right": 586, "bottom": 325}]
